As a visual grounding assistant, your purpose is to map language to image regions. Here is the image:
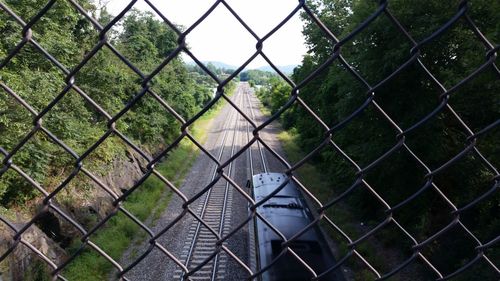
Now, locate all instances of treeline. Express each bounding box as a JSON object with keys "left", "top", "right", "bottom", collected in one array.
[
  {"left": 255, "top": 0, "right": 499, "bottom": 280},
  {"left": 0, "top": 1, "right": 217, "bottom": 208},
  {"left": 240, "top": 69, "right": 275, "bottom": 86},
  {"left": 186, "top": 62, "right": 234, "bottom": 92}
]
